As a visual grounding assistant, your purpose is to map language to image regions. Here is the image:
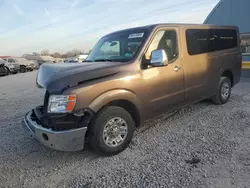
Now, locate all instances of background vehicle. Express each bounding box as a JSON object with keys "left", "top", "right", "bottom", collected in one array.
[
  {"left": 33, "top": 61, "right": 39, "bottom": 70},
  {"left": 0, "top": 59, "right": 9, "bottom": 76},
  {"left": 64, "top": 57, "right": 79, "bottom": 63},
  {"left": 0, "top": 57, "right": 20, "bottom": 74},
  {"left": 1, "top": 57, "right": 32, "bottom": 73},
  {"left": 14, "top": 57, "right": 35, "bottom": 72},
  {"left": 23, "top": 24, "right": 242, "bottom": 156},
  {"left": 77, "top": 54, "right": 88, "bottom": 62},
  {"left": 64, "top": 60, "right": 79, "bottom": 63},
  {"left": 30, "top": 60, "right": 39, "bottom": 69}
]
